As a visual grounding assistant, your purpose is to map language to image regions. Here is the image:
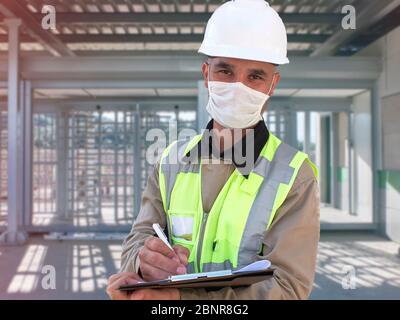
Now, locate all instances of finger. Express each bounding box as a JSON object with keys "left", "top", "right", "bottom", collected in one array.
[
  {"left": 173, "top": 245, "right": 189, "bottom": 265},
  {"left": 109, "top": 272, "right": 142, "bottom": 283},
  {"left": 139, "top": 249, "right": 186, "bottom": 276},
  {"left": 145, "top": 237, "right": 178, "bottom": 260},
  {"left": 109, "top": 274, "right": 142, "bottom": 291},
  {"left": 107, "top": 288, "right": 128, "bottom": 300},
  {"left": 139, "top": 249, "right": 181, "bottom": 274},
  {"left": 107, "top": 276, "right": 141, "bottom": 300},
  {"left": 140, "top": 261, "right": 174, "bottom": 281},
  {"left": 108, "top": 272, "right": 124, "bottom": 284},
  {"left": 108, "top": 272, "right": 140, "bottom": 288}
]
